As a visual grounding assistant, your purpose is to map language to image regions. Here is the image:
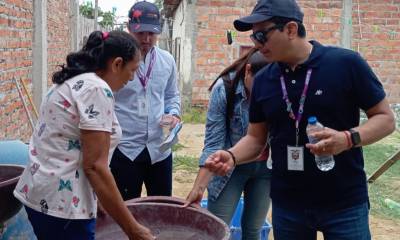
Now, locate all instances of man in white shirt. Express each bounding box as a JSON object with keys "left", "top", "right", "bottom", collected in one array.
[{"left": 110, "top": 1, "right": 181, "bottom": 200}]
